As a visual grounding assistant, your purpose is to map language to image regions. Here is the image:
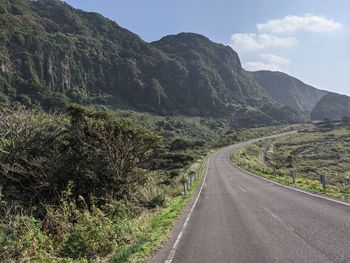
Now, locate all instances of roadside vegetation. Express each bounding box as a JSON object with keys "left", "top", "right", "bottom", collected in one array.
[
  {"left": 0, "top": 104, "right": 298, "bottom": 262},
  {"left": 232, "top": 121, "right": 350, "bottom": 202}
]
